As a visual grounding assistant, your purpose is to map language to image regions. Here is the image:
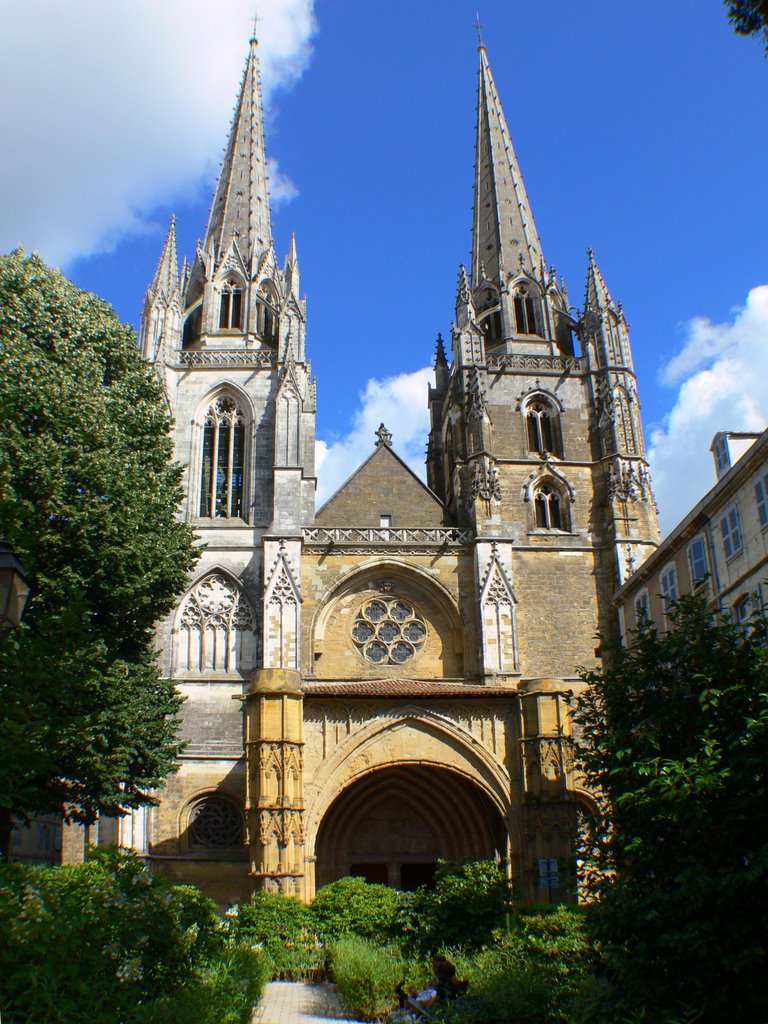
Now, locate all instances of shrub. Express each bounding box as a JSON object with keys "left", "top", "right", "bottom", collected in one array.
[
  {"left": 439, "top": 907, "right": 593, "bottom": 1024},
  {"left": 312, "top": 876, "right": 399, "bottom": 941},
  {"left": 0, "top": 849, "right": 267, "bottom": 1024},
  {"left": 230, "top": 891, "right": 324, "bottom": 979},
  {"left": 143, "top": 942, "right": 270, "bottom": 1024},
  {"left": 330, "top": 936, "right": 413, "bottom": 1022},
  {"left": 397, "top": 860, "right": 514, "bottom": 951}
]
